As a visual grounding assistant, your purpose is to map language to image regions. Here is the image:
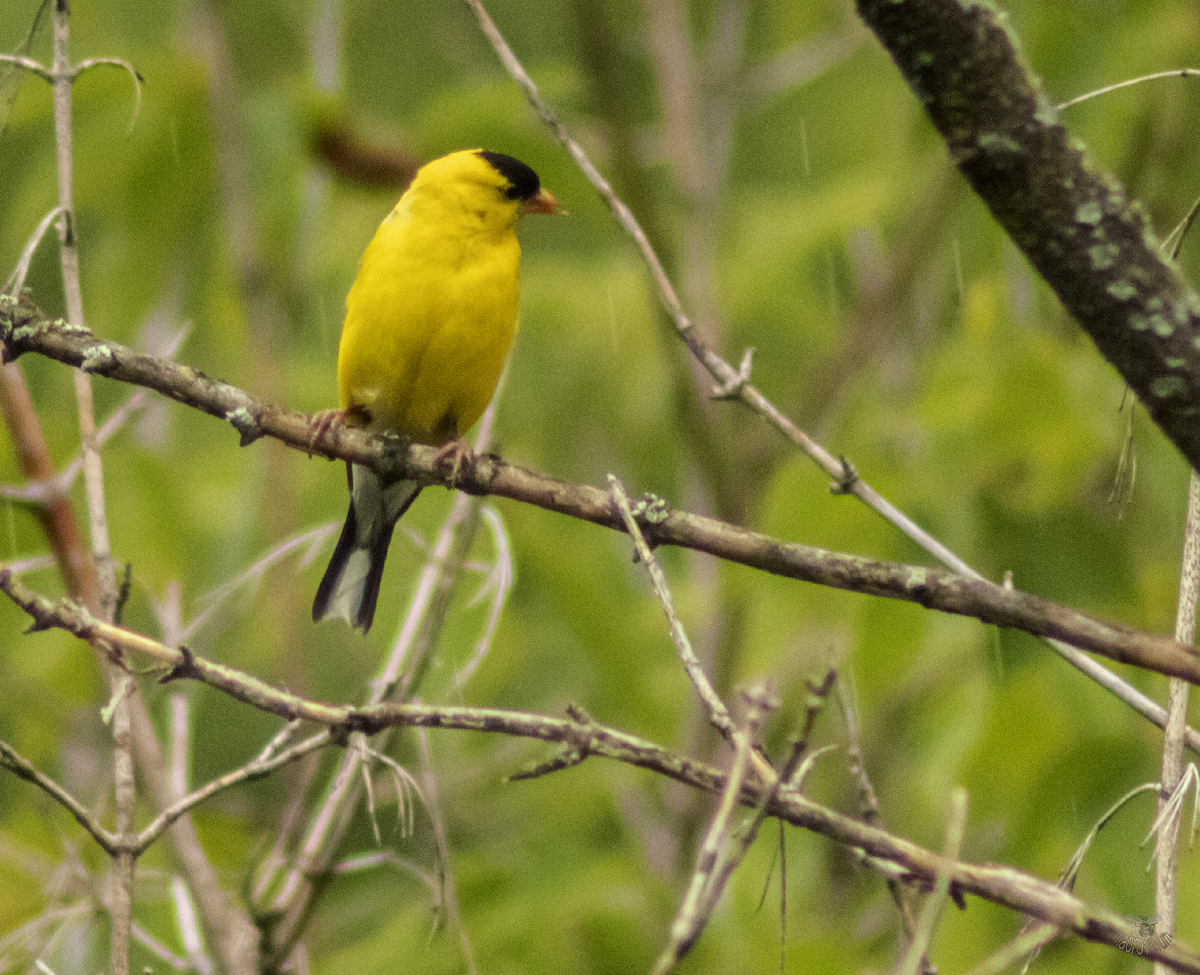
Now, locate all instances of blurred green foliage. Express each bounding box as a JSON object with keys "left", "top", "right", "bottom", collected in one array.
[{"left": 0, "top": 0, "right": 1198, "bottom": 972}]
